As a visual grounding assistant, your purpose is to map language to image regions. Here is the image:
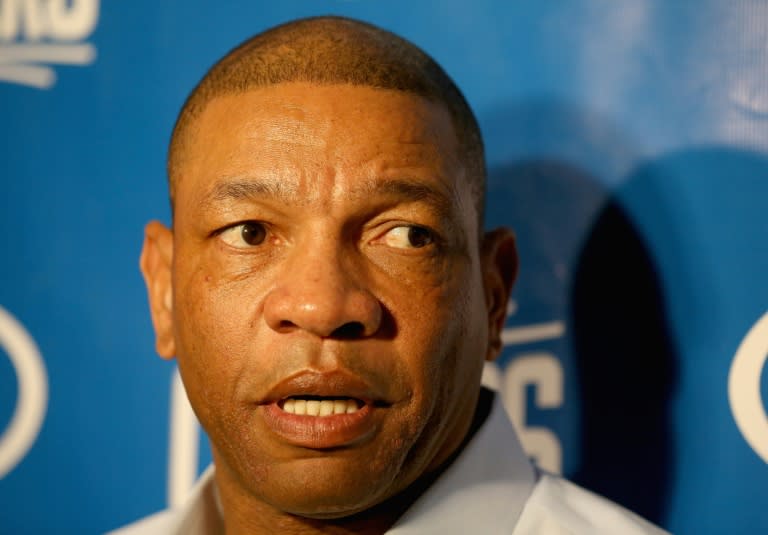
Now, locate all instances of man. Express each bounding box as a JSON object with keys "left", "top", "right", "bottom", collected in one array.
[{"left": 115, "top": 16, "right": 668, "bottom": 534}]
